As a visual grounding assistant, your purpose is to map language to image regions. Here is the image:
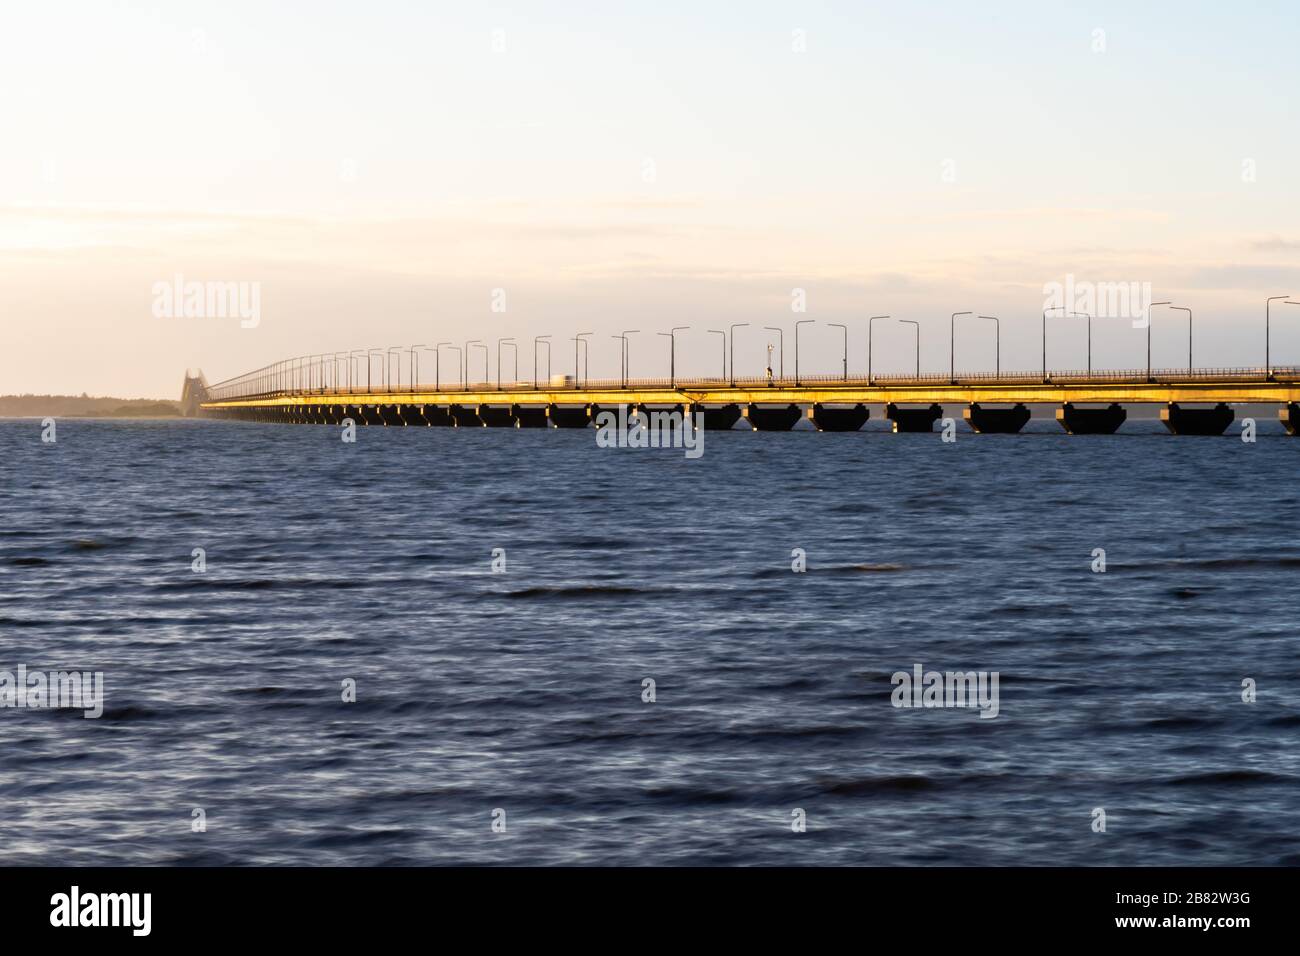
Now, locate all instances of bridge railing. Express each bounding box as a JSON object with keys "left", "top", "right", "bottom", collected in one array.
[{"left": 202, "top": 364, "right": 1300, "bottom": 402}]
